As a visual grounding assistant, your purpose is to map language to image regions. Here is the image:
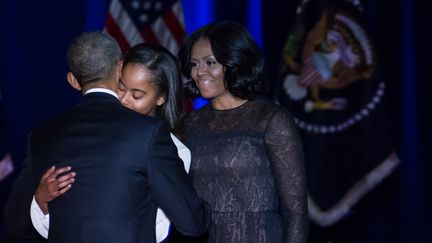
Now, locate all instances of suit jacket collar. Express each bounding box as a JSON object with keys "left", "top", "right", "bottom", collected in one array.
[
  {"left": 80, "top": 92, "right": 121, "bottom": 106},
  {"left": 84, "top": 88, "right": 119, "bottom": 99}
]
